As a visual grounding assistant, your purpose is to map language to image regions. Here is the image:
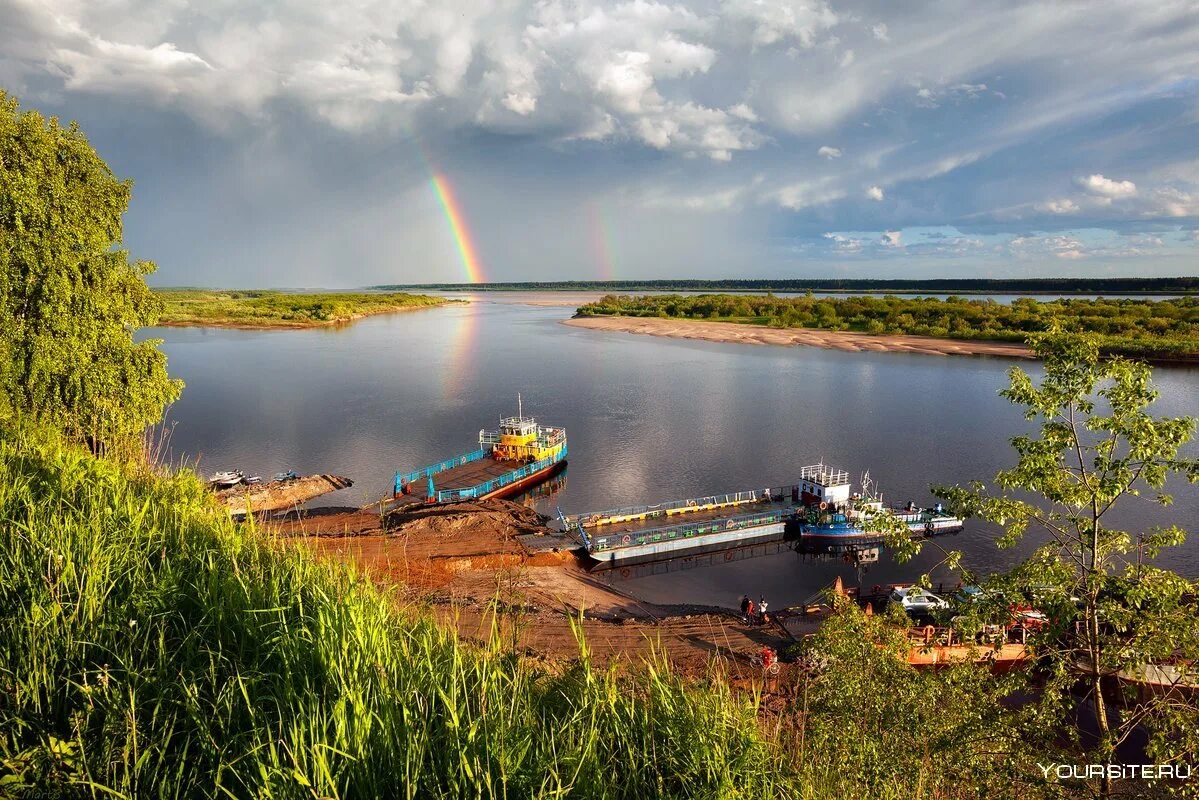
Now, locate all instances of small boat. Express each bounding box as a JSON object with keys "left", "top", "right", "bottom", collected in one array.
[
  {"left": 209, "top": 470, "right": 244, "bottom": 488},
  {"left": 794, "top": 466, "right": 964, "bottom": 541},
  {"left": 244, "top": 475, "right": 262, "bottom": 485},
  {"left": 274, "top": 470, "right": 299, "bottom": 482}
]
